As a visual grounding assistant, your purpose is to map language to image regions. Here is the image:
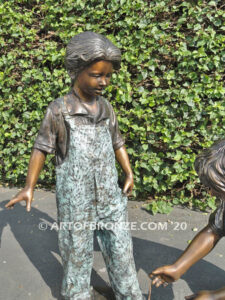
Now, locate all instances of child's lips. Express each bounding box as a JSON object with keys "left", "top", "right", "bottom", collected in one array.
[{"left": 95, "top": 88, "right": 103, "bottom": 94}]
